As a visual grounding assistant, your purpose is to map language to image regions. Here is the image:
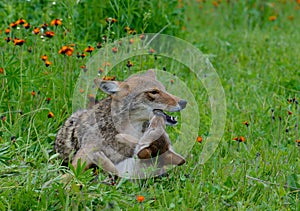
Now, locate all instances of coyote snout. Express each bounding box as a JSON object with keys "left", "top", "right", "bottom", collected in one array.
[{"left": 55, "top": 69, "right": 187, "bottom": 176}]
